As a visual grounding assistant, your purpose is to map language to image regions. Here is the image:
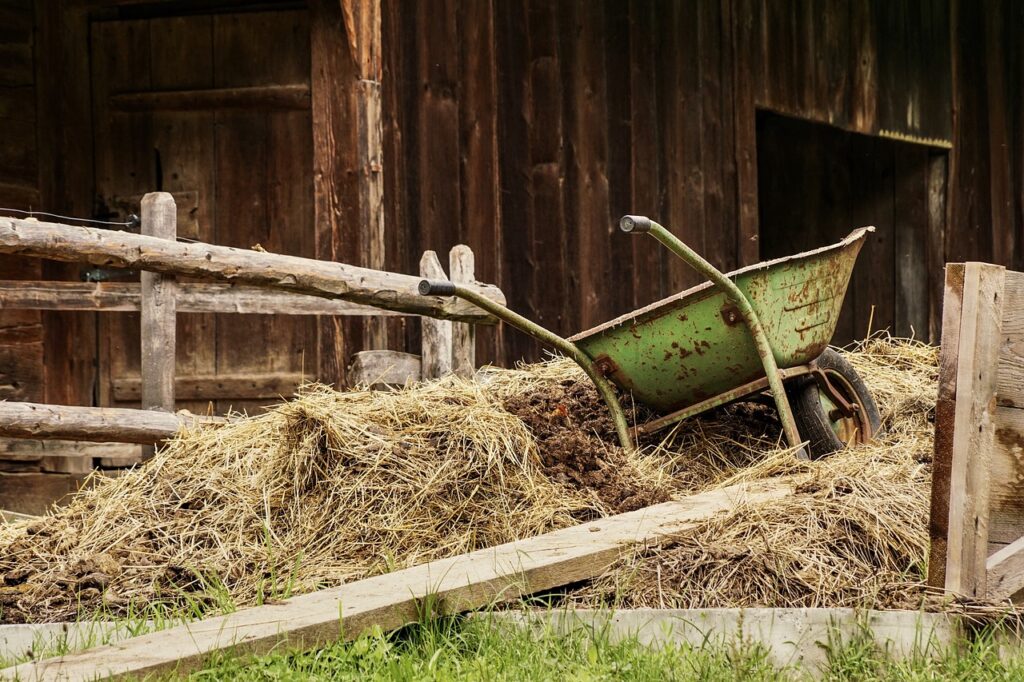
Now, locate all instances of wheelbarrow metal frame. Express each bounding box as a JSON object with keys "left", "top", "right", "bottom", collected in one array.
[{"left": 419, "top": 216, "right": 874, "bottom": 455}]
